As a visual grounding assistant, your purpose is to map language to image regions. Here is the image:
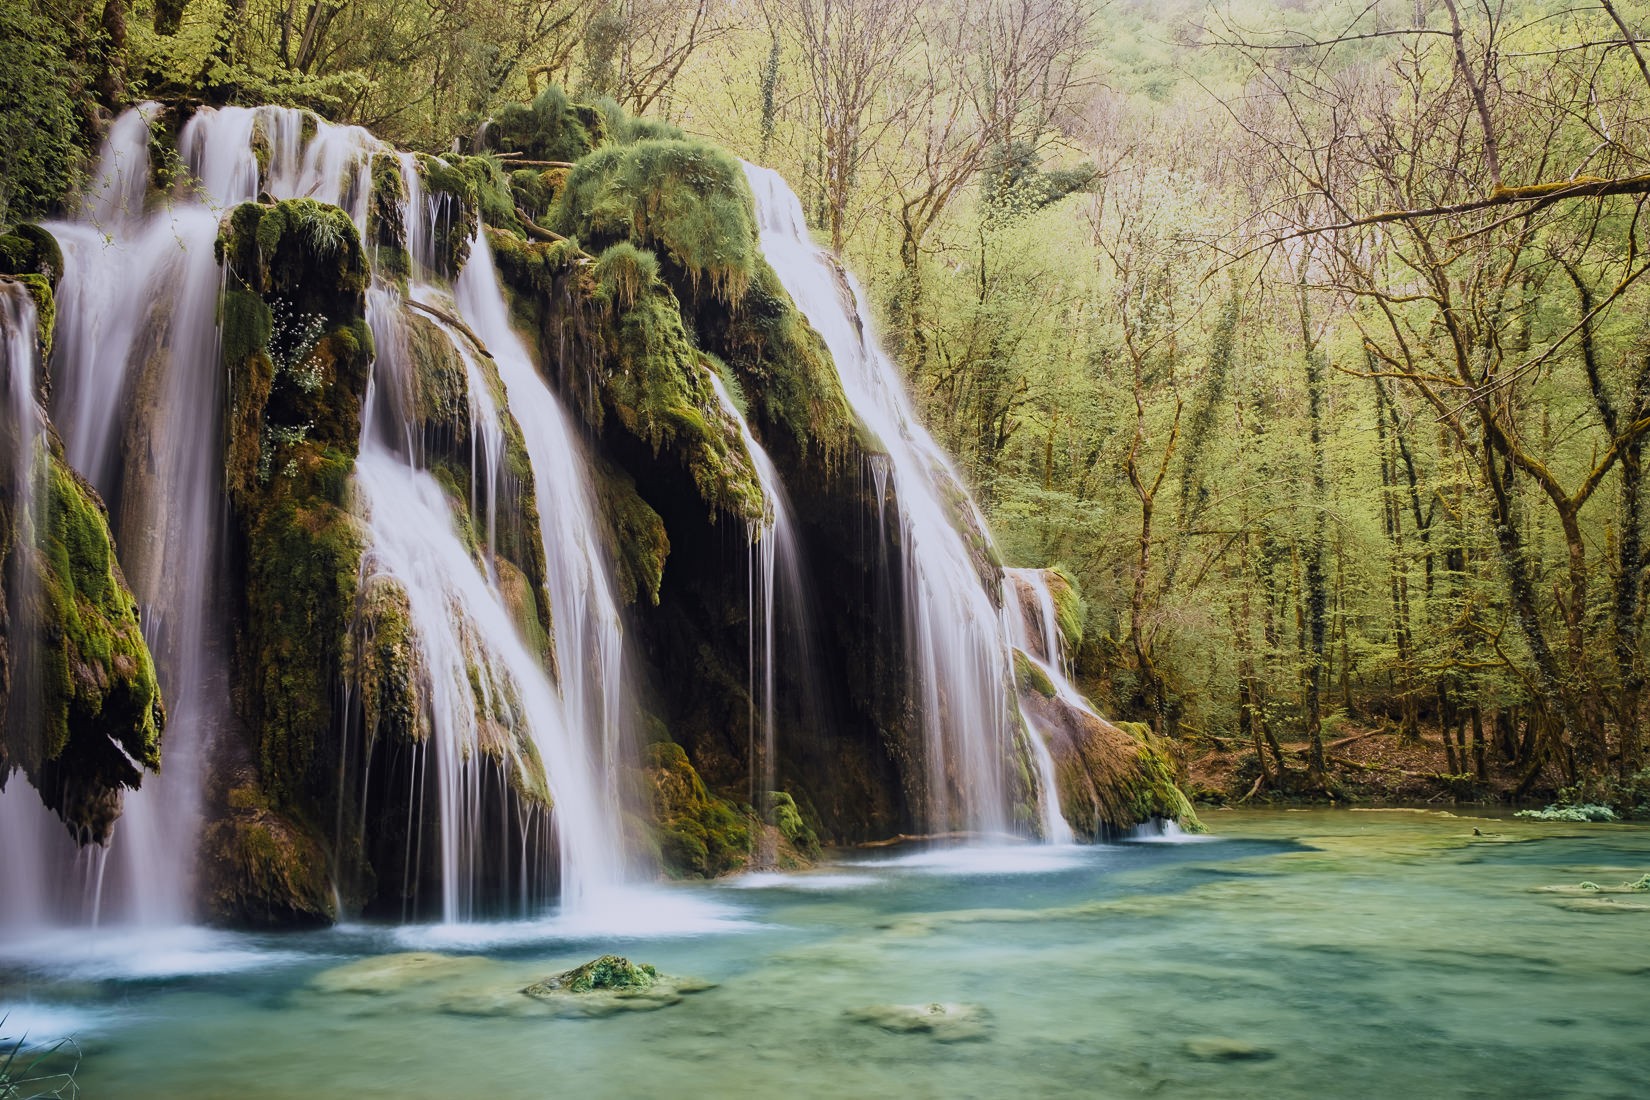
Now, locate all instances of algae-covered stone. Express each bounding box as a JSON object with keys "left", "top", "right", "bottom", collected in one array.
[
  {"left": 512, "top": 955, "right": 712, "bottom": 1018},
  {"left": 847, "top": 1002, "right": 992, "bottom": 1042},
  {"left": 526, "top": 954, "right": 657, "bottom": 994}
]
